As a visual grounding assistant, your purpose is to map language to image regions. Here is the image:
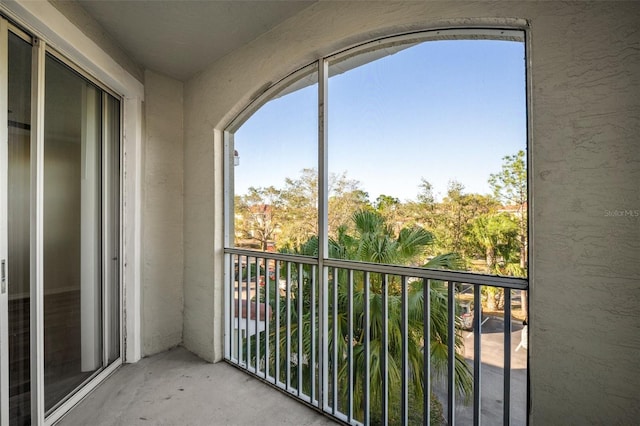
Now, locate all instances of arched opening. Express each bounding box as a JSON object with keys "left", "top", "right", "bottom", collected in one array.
[{"left": 223, "top": 28, "right": 529, "bottom": 425}]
